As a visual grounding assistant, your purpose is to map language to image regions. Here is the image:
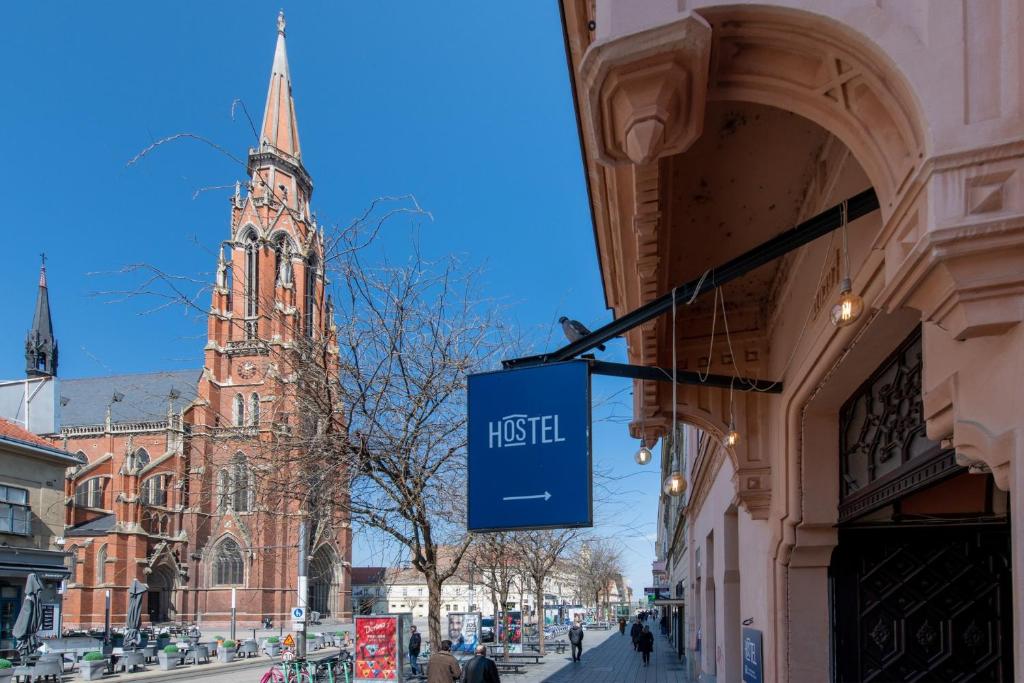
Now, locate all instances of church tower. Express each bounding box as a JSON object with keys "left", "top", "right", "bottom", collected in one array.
[
  {"left": 26, "top": 257, "right": 58, "bottom": 377},
  {"left": 187, "top": 11, "right": 349, "bottom": 625}
]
